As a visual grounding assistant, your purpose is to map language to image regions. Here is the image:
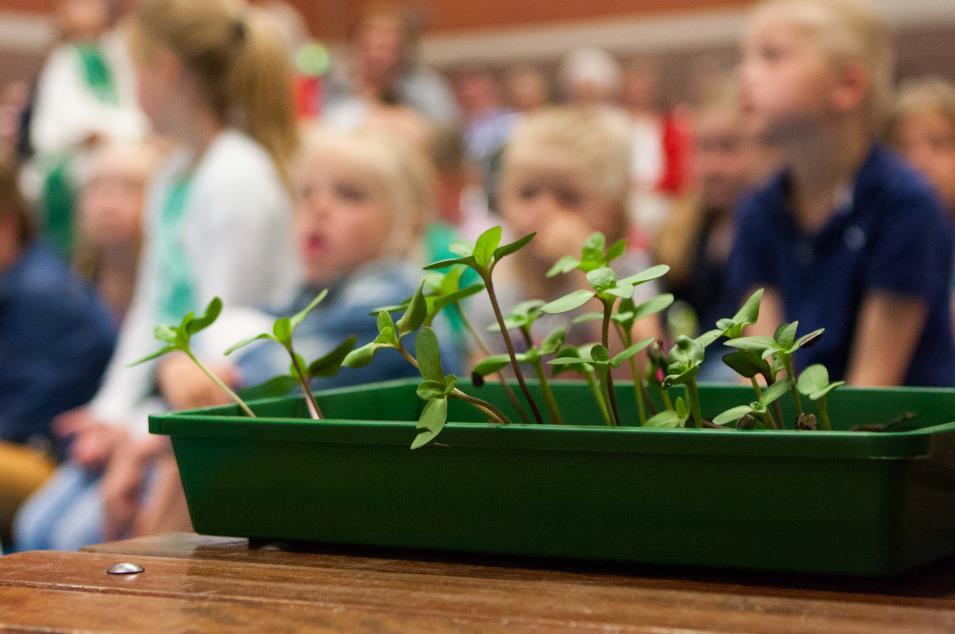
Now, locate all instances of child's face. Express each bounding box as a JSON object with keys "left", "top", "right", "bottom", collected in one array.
[
  {"left": 294, "top": 151, "right": 395, "bottom": 284},
  {"left": 693, "top": 108, "right": 755, "bottom": 212},
  {"left": 894, "top": 109, "right": 955, "bottom": 211},
  {"left": 79, "top": 159, "right": 144, "bottom": 249},
  {"left": 739, "top": 17, "right": 835, "bottom": 143},
  {"left": 502, "top": 163, "right": 621, "bottom": 263}
]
